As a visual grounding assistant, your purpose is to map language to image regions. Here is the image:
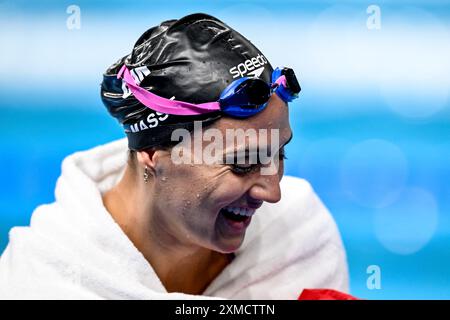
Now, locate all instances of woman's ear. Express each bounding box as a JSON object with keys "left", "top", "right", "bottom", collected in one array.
[{"left": 136, "top": 149, "right": 158, "bottom": 174}]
